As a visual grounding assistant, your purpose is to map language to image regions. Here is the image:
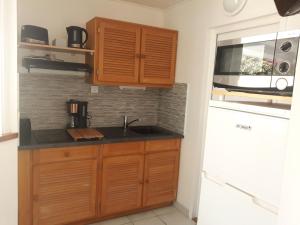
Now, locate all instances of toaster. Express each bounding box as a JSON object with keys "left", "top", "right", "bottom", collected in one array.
[{"left": 21, "top": 25, "right": 49, "bottom": 45}]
